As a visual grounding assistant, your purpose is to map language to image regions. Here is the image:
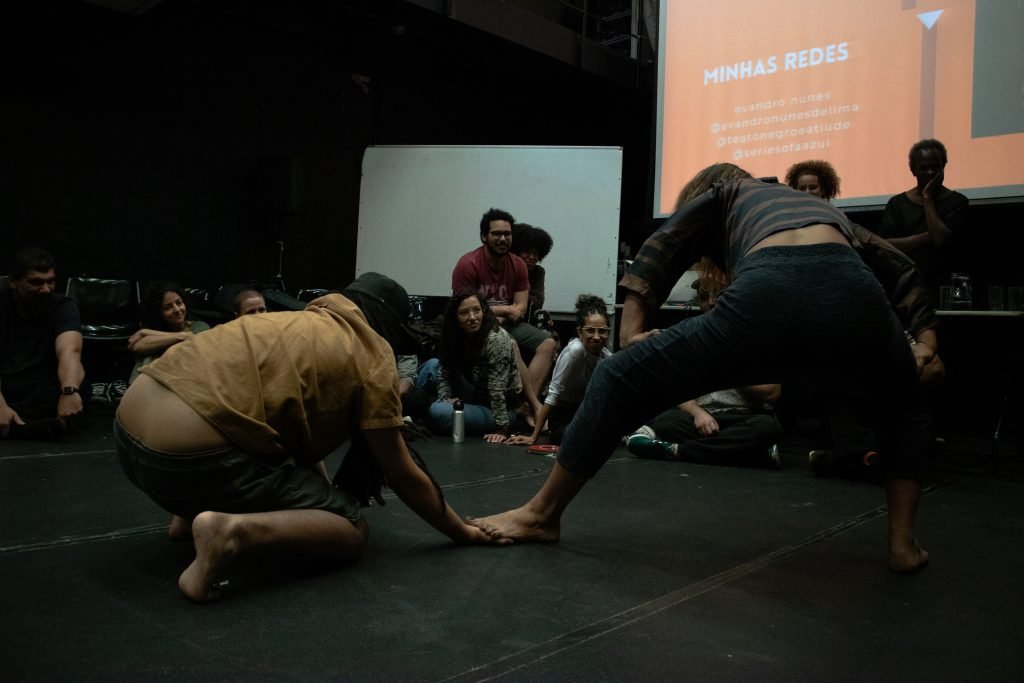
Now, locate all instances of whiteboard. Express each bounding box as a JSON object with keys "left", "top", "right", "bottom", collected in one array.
[{"left": 357, "top": 145, "right": 622, "bottom": 313}]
